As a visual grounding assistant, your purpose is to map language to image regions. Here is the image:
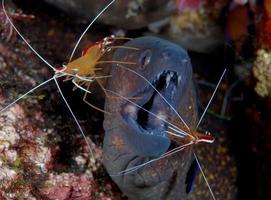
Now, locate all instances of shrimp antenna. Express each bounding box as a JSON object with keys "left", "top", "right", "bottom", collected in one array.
[
  {"left": 2, "top": 0, "right": 56, "bottom": 71},
  {"left": 69, "top": 0, "right": 116, "bottom": 61},
  {"left": 196, "top": 68, "right": 227, "bottom": 129},
  {"left": 110, "top": 141, "right": 193, "bottom": 176},
  {"left": 54, "top": 77, "right": 94, "bottom": 158},
  {"left": 115, "top": 65, "right": 191, "bottom": 131},
  {"left": 0, "top": 77, "right": 55, "bottom": 113},
  {"left": 194, "top": 152, "right": 216, "bottom": 200},
  {"left": 191, "top": 69, "right": 226, "bottom": 200}
]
